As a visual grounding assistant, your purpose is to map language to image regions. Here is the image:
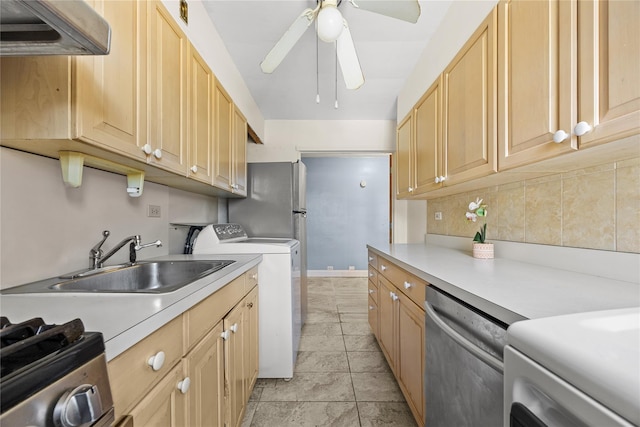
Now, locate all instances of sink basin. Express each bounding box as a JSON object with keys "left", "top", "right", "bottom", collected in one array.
[{"left": 2, "top": 260, "right": 235, "bottom": 294}]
